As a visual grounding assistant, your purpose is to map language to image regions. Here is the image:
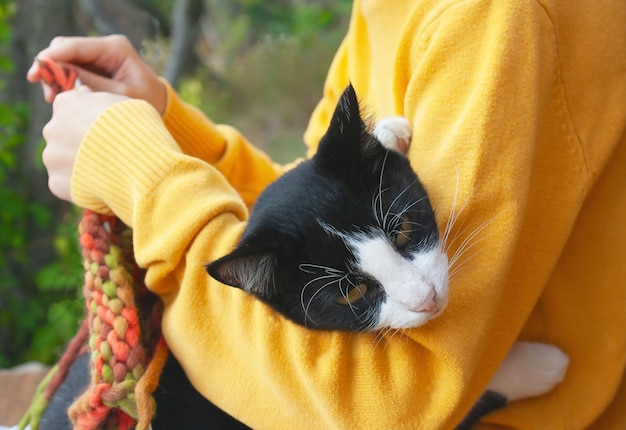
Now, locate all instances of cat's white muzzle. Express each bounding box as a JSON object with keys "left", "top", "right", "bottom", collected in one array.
[{"left": 353, "top": 238, "right": 449, "bottom": 330}]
